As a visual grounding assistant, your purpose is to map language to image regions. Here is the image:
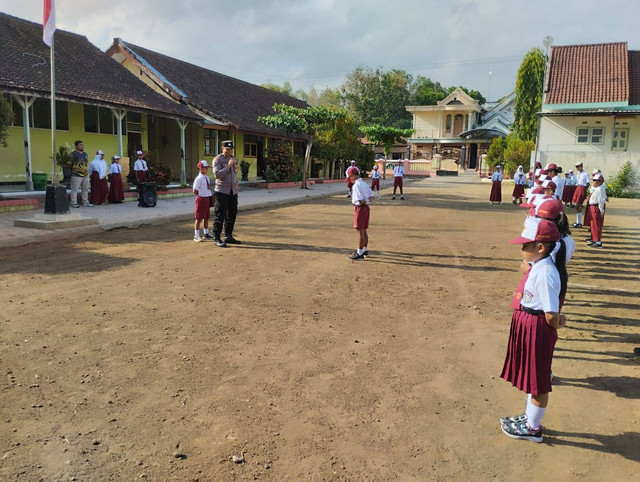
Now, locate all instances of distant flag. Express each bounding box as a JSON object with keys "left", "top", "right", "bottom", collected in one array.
[{"left": 43, "top": 0, "right": 56, "bottom": 47}]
